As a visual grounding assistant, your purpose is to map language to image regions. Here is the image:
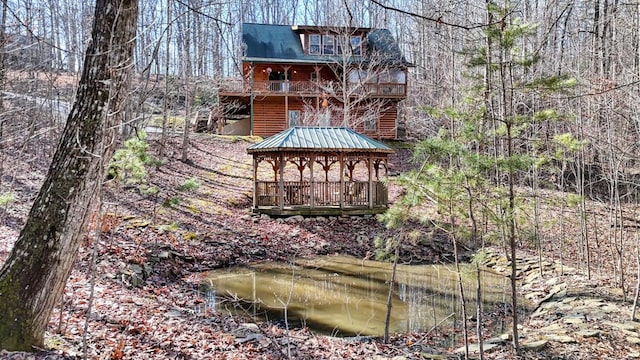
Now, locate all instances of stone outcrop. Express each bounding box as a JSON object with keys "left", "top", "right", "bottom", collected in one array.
[{"left": 472, "top": 248, "right": 640, "bottom": 357}]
